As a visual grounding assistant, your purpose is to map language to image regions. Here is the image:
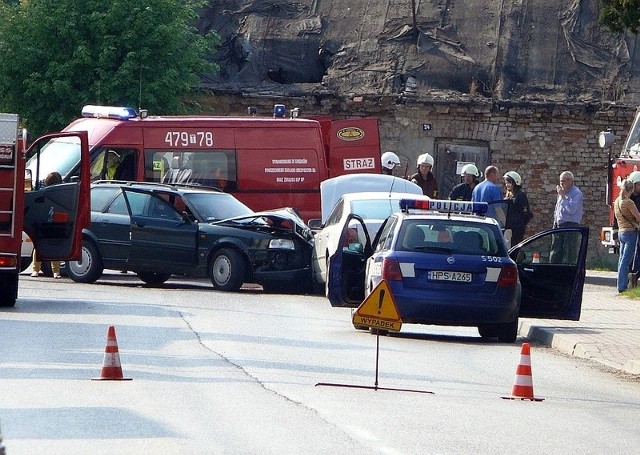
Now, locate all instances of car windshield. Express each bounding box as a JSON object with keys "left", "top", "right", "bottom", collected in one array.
[
  {"left": 350, "top": 199, "right": 401, "bottom": 220},
  {"left": 397, "top": 219, "right": 507, "bottom": 256},
  {"left": 183, "top": 192, "right": 253, "bottom": 221}
]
